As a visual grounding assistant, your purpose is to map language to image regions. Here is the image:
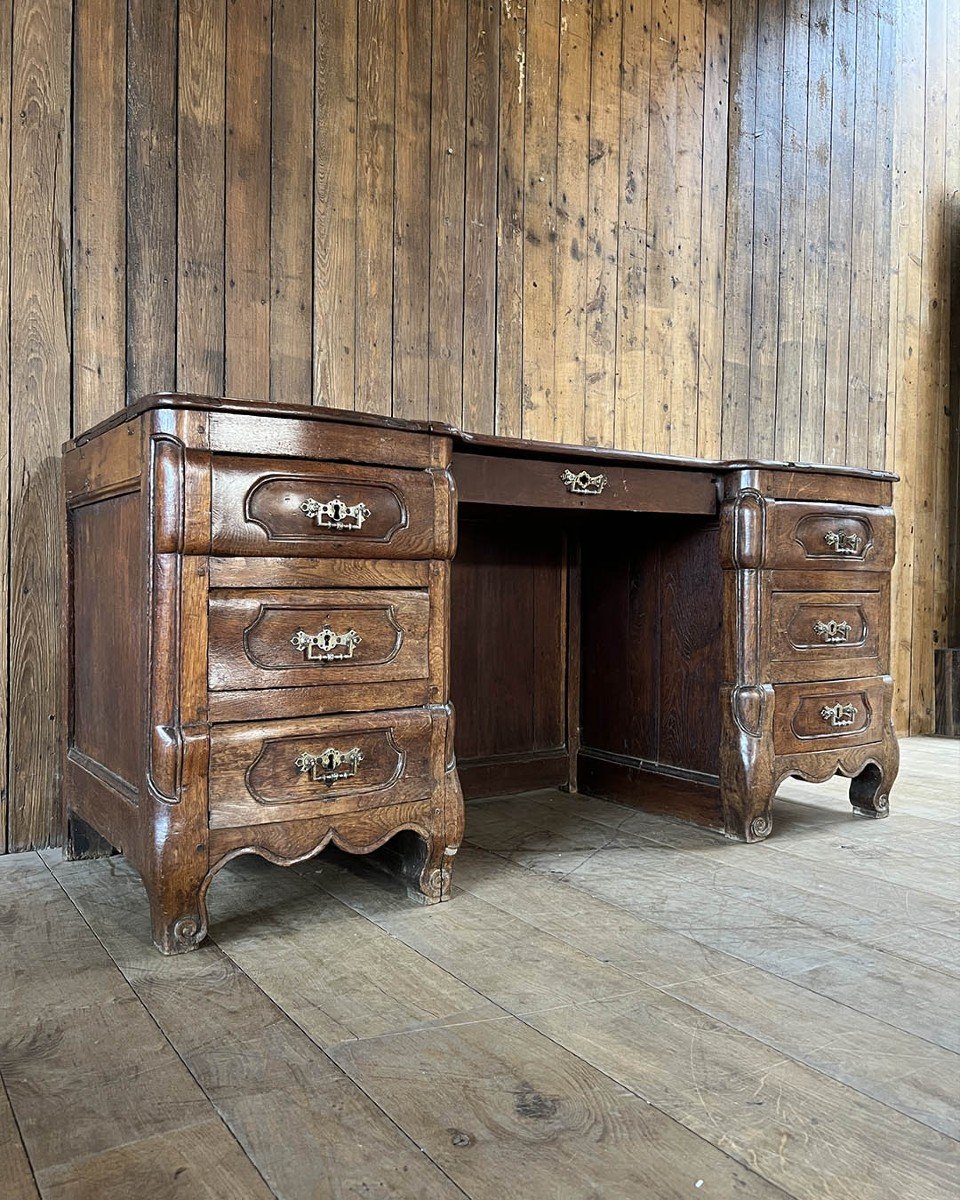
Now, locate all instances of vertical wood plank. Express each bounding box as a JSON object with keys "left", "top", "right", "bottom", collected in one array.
[
  {"left": 797, "top": 0, "right": 832, "bottom": 463},
  {"left": 943, "top": 0, "right": 959, "bottom": 649},
  {"left": 0, "top": 0, "right": 10, "bottom": 852},
  {"left": 615, "top": 0, "right": 651, "bottom": 452},
  {"left": 225, "top": 0, "right": 271, "bottom": 399},
  {"left": 696, "top": 0, "right": 728, "bottom": 459},
  {"left": 270, "top": 0, "right": 314, "bottom": 404},
  {"left": 177, "top": 0, "right": 226, "bottom": 396},
  {"left": 495, "top": 0, "right": 526, "bottom": 438},
  {"left": 127, "top": 0, "right": 177, "bottom": 401},
  {"left": 669, "top": 0, "right": 705, "bottom": 457},
  {"left": 584, "top": 0, "right": 621, "bottom": 448},
  {"left": 552, "top": 0, "right": 591, "bottom": 445},
  {"left": 356, "top": 0, "right": 395, "bottom": 417},
  {"left": 867, "top": 1, "right": 894, "bottom": 472},
  {"left": 773, "top": 0, "right": 808, "bottom": 461},
  {"left": 9, "top": 0, "right": 71, "bottom": 849},
  {"left": 720, "top": 0, "right": 756, "bottom": 456},
  {"left": 429, "top": 0, "right": 467, "bottom": 426},
  {"left": 73, "top": 0, "right": 125, "bottom": 431},
  {"left": 888, "top": 2, "right": 925, "bottom": 732},
  {"left": 393, "top": 0, "right": 432, "bottom": 421},
  {"left": 519, "top": 0, "right": 559, "bottom": 441},
  {"left": 822, "top": 0, "right": 856, "bottom": 465},
  {"left": 314, "top": 0, "right": 358, "bottom": 409},
  {"left": 911, "top": 0, "right": 946, "bottom": 732},
  {"left": 463, "top": 0, "right": 500, "bottom": 434},
  {"left": 746, "top": 0, "right": 782, "bottom": 460},
  {"left": 845, "top": 0, "right": 879, "bottom": 468},
  {"left": 642, "top": 0, "right": 679, "bottom": 454}
]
